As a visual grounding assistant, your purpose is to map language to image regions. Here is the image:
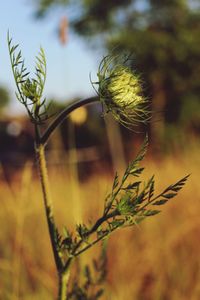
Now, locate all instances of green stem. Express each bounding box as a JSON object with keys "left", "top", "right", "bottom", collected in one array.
[
  {"left": 35, "top": 142, "right": 63, "bottom": 272},
  {"left": 88, "top": 210, "right": 119, "bottom": 235},
  {"left": 74, "top": 224, "right": 119, "bottom": 257},
  {"left": 58, "top": 271, "right": 70, "bottom": 300},
  {"left": 40, "top": 96, "right": 99, "bottom": 145}
]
